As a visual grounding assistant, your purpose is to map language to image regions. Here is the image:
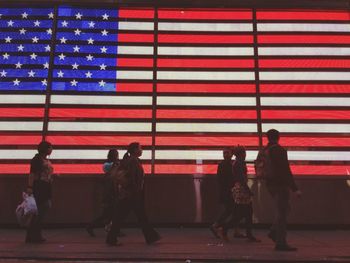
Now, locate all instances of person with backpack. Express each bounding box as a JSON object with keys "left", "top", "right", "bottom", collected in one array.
[
  {"left": 106, "top": 142, "right": 160, "bottom": 246},
  {"left": 255, "top": 129, "right": 302, "bottom": 251},
  {"left": 26, "top": 141, "right": 54, "bottom": 243},
  {"left": 86, "top": 149, "right": 124, "bottom": 237},
  {"left": 215, "top": 145, "right": 260, "bottom": 243}
]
